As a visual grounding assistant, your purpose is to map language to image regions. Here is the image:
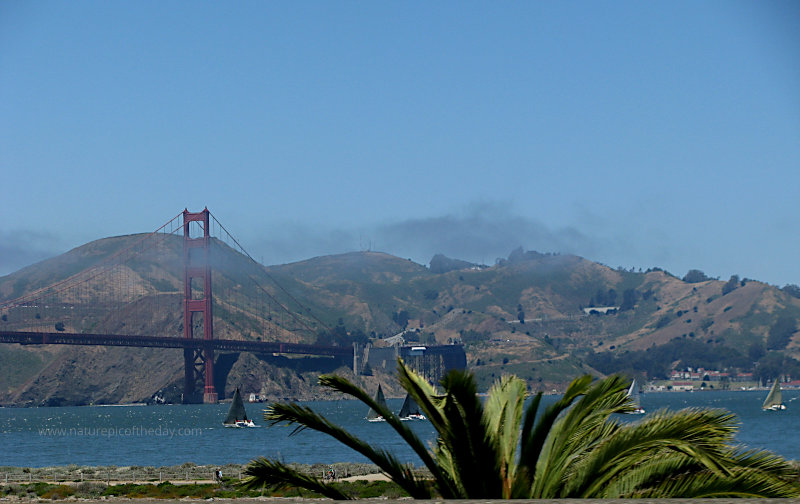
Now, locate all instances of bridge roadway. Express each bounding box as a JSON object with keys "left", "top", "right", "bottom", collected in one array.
[{"left": 0, "top": 330, "right": 353, "bottom": 357}]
